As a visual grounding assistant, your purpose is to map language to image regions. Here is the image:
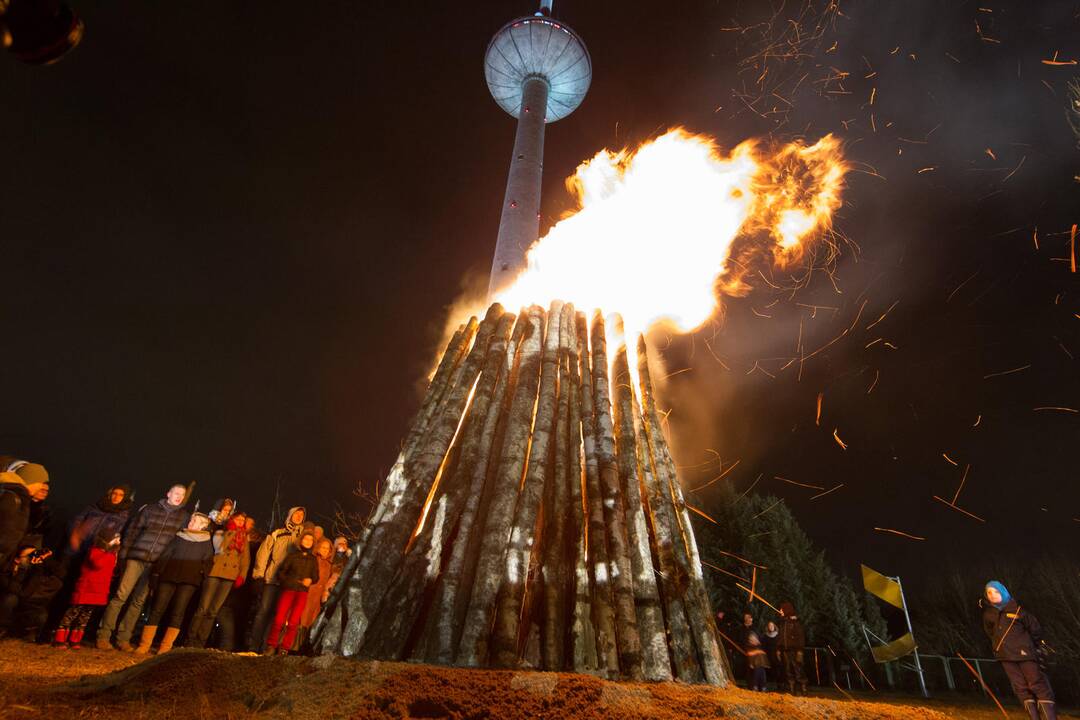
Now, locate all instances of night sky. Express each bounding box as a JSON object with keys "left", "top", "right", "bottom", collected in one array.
[{"left": 2, "top": 1, "right": 1077, "bottom": 595}]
